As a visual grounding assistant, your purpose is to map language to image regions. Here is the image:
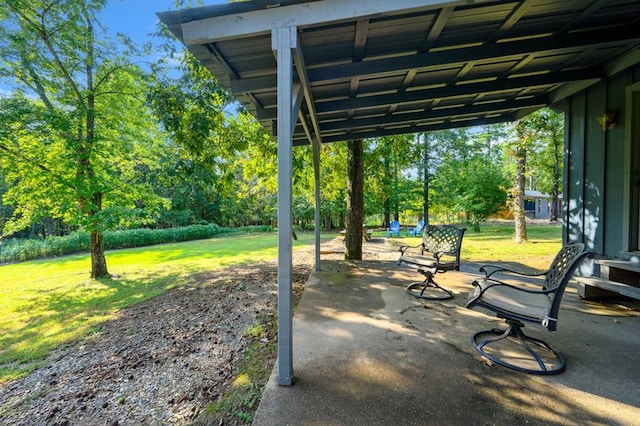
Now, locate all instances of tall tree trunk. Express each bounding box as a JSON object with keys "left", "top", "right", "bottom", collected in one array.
[
  {"left": 85, "top": 14, "right": 109, "bottom": 278},
  {"left": 89, "top": 192, "right": 109, "bottom": 278},
  {"left": 382, "top": 157, "right": 390, "bottom": 228},
  {"left": 422, "top": 133, "right": 429, "bottom": 225},
  {"left": 513, "top": 145, "right": 527, "bottom": 243},
  {"left": 90, "top": 228, "right": 109, "bottom": 278},
  {"left": 323, "top": 214, "right": 332, "bottom": 231},
  {"left": 345, "top": 139, "right": 364, "bottom": 260},
  {"left": 393, "top": 160, "right": 399, "bottom": 221},
  {"left": 550, "top": 132, "right": 560, "bottom": 222}
]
